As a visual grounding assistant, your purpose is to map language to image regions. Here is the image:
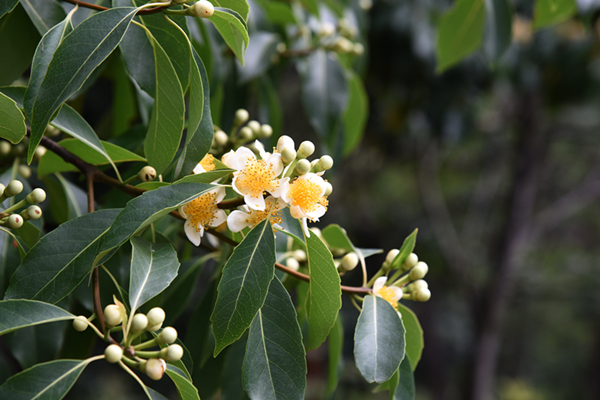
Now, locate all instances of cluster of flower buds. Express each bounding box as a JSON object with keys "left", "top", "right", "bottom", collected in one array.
[
  {"left": 0, "top": 181, "right": 45, "bottom": 229},
  {"left": 0, "top": 140, "right": 46, "bottom": 161},
  {"left": 214, "top": 109, "right": 274, "bottom": 149},
  {"left": 387, "top": 250, "right": 431, "bottom": 302},
  {"left": 315, "top": 20, "right": 364, "bottom": 57}
]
